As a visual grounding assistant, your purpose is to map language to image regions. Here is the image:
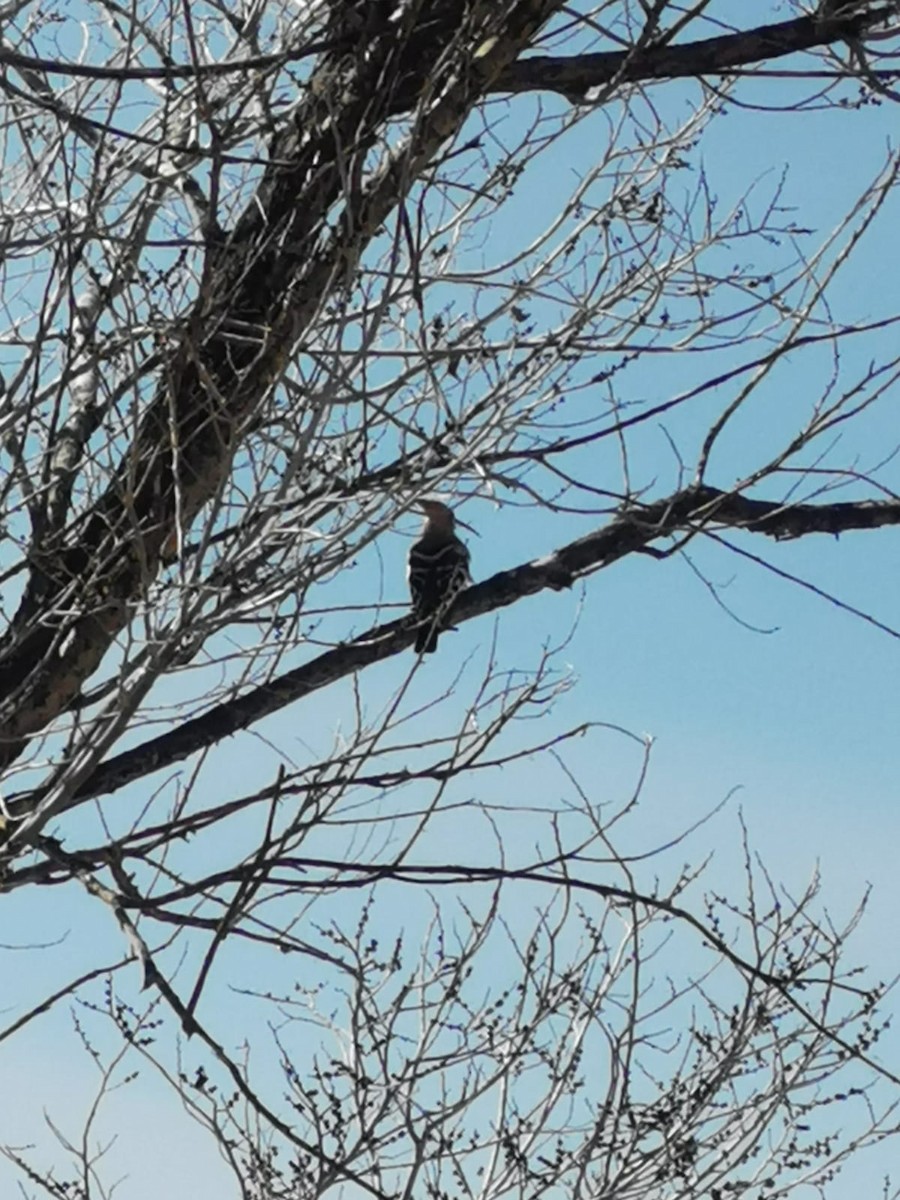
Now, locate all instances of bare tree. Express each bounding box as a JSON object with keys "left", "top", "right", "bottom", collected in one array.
[{"left": 1, "top": 1, "right": 900, "bottom": 1196}]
